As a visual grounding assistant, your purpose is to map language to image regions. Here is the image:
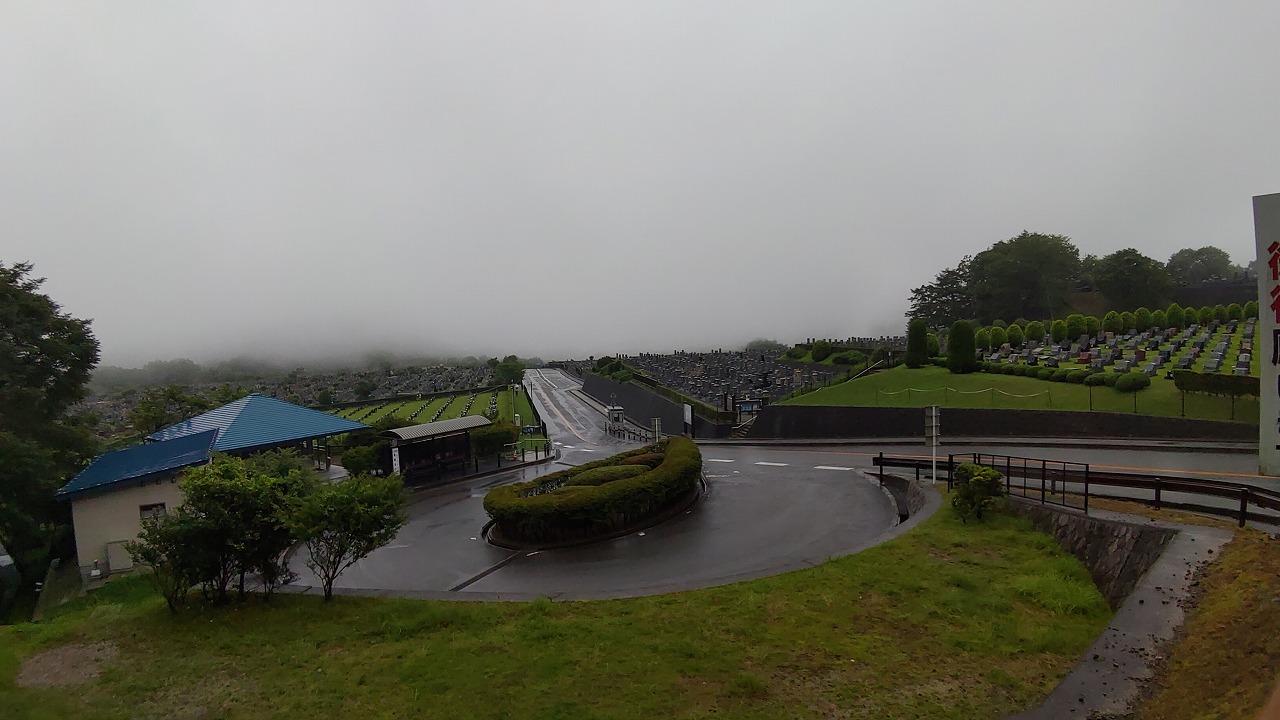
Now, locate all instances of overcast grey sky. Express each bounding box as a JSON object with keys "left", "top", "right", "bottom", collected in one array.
[{"left": 4, "top": 3, "right": 1278, "bottom": 367}]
